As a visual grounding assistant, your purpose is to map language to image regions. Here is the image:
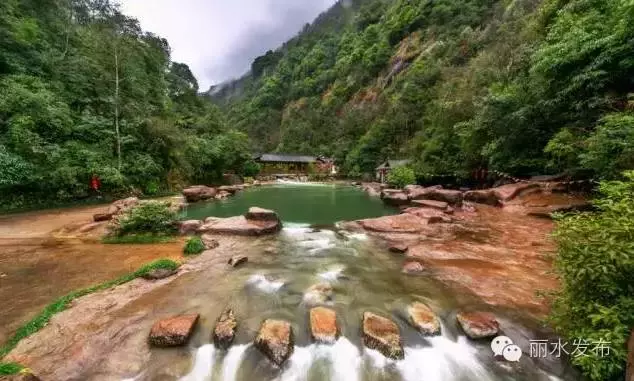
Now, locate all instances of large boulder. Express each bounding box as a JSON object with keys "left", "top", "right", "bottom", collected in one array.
[
  {"left": 179, "top": 220, "right": 203, "bottom": 235},
  {"left": 218, "top": 185, "right": 242, "bottom": 194},
  {"left": 199, "top": 210, "right": 282, "bottom": 236},
  {"left": 406, "top": 185, "right": 442, "bottom": 200},
  {"left": 491, "top": 182, "right": 540, "bottom": 202},
  {"left": 245, "top": 207, "right": 280, "bottom": 222},
  {"left": 148, "top": 314, "right": 199, "bottom": 347},
  {"left": 357, "top": 213, "right": 427, "bottom": 234},
  {"left": 93, "top": 196, "right": 139, "bottom": 222},
  {"left": 303, "top": 282, "right": 334, "bottom": 306},
  {"left": 362, "top": 312, "right": 404, "bottom": 360},
  {"left": 381, "top": 190, "right": 409, "bottom": 206},
  {"left": 310, "top": 307, "right": 338, "bottom": 343},
  {"left": 419, "top": 189, "right": 464, "bottom": 205},
  {"left": 464, "top": 190, "right": 500, "bottom": 206},
  {"left": 182, "top": 185, "right": 217, "bottom": 202},
  {"left": 254, "top": 319, "right": 294, "bottom": 367},
  {"left": 213, "top": 309, "right": 238, "bottom": 349},
  {"left": 407, "top": 302, "right": 440, "bottom": 335},
  {"left": 456, "top": 311, "right": 499, "bottom": 339}
]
